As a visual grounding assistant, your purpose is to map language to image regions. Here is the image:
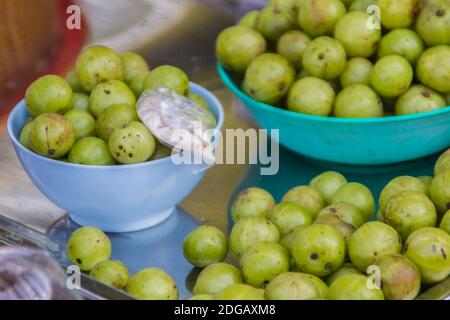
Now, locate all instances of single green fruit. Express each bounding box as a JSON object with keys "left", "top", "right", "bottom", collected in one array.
[
  {"left": 302, "top": 36, "right": 347, "bottom": 80},
  {"left": 404, "top": 227, "right": 450, "bottom": 284},
  {"left": 309, "top": 172, "right": 348, "bottom": 205},
  {"left": 243, "top": 53, "right": 295, "bottom": 105},
  {"left": 349, "top": 0, "right": 378, "bottom": 11},
  {"left": 129, "top": 72, "right": 149, "bottom": 98},
  {"left": 120, "top": 52, "right": 149, "bottom": 83},
  {"left": 339, "top": 58, "right": 373, "bottom": 88},
  {"left": 276, "top": 30, "right": 311, "bottom": 69},
  {"left": 193, "top": 263, "right": 243, "bottom": 296},
  {"left": 231, "top": 187, "right": 275, "bottom": 222},
  {"left": 417, "top": 46, "right": 450, "bottom": 93},
  {"left": 30, "top": 113, "right": 75, "bottom": 158},
  {"left": 68, "top": 137, "right": 115, "bottom": 166},
  {"left": 95, "top": 103, "right": 138, "bottom": 141},
  {"left": 71, "top": 92, "right": 90, "bottom": 112},
  {"left": 370, "top": 55, "right": 413, "bottom": 98},
  {"left": 287, "top": 77, "right": 335, "bottom": 116},
  {"left": 378, "top": 29, "right": 424, "bottom": 65},
  {"left": 66, "top": 226, "right": 111, "bottom": 271},
  {"left": 334, "top": 84, "right": 383, "bottom": 118},
  {"left": 183, "top": 225, "right": 227, "bottom": 268},
  {"left": 215, "top": 283, "right": 264, "bottom": 300},
  {"left": 291, "top": 224, "right": 346, "bottom": 277},
  {"left": 108, "top": 121, "right": 156, "bottom": 164},
  {"left": 25, "top": 75, "right": 73, "bottom": 116},
  {"left": 349, "top": 221, "right": 402, "bottom": 272},
  {"left": 238, "top": 10, "right": 260, "bottom": 28},
  {"left": 126, "top": 268, "right": 178, "bottom": 300},
  {"left": 327, "top": 274, "right": 384, "bottom": 300},
  {"left": 216, "top": 25, "right": 266, "bottom": 73},
  {"left": 64, "top": 109, "right": 96, "bottom": 140},
  {"left": 90, "top": 260, "right": 129, "bottom": 290},
  {"left": 416, "top": 0, "right": 450, "bottom": 46},
  {"left": 326, "top": 263, "right": 362, "bottom": 286},
  {"left": 314, "top": 213, "right": 355, "bottom": 248},
  {"left": 298, "top": 0, "right": 347, "bottom": 38},
  {"left": 89, "top": 80, "right": 136, "bottom": 118},
  {"left": 264, "top": 272, "right": 322, "bottom": 300},
  {"left": 282, "top": 185, "right": 325, "bottom": 219},
  {"left": 66, "top": 69, "right": 83, "bottom": 92},
  {"left": 143, "top": 65, "right": 190, "bottom": 96},
  {"left": 331, "top": 183, "right": 375, "bottom": 220},
  {"left": 395, "top": 85, "right": 446, "bottom": 115},
  {"left": 379, "top": 176, "right": 428, "bottom": 213},
  {"left": 334, "top": 11, "right": 381, "bottom": 58},
  {"left": 256, "top": 5, "right": 296, "bottom": 41},
  {"left": 75, "top": 45, "right": 124, "bottom": 92},
  {"left": 19, "top": 122, "right": 33, "bottom": 150},
  {"left": 267, "top": 202, "right": 313, "bottom": 236},
  {"left": 435, "top": 149, "right": 450, "bottom": 175},
  {"left": 378, "top": 0, "right": 421, "bottom": 29},
  {"left": 440, "top": 210, "right": 450, "bottom": 234},
  {"left": 318, "top": 203, "right": 366, "bottom": 229},
  {"left": 229, "top": 217, "right": 280, "bottom": 260},
  {"left": 429, "top": 170, "right": 450, "bottom": 214},
  {"left": 188, "top": 93, "right": 209, "bottom": 110}
]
